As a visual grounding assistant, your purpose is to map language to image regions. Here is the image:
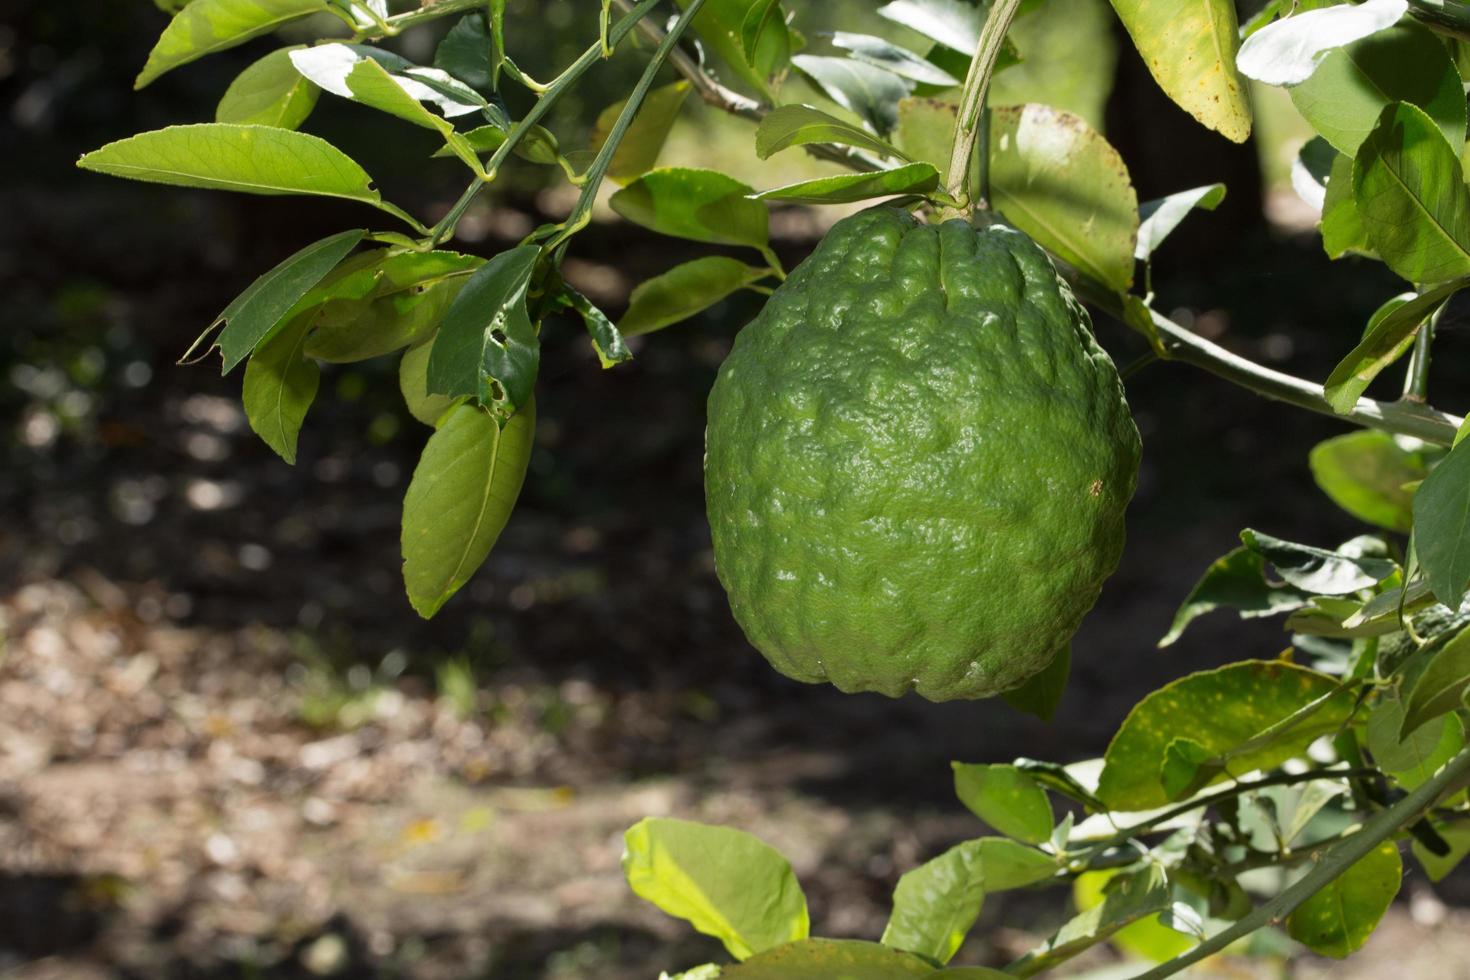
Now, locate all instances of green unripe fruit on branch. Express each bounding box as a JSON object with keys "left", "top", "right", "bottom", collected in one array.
[{"left": 704, "top": 207, "right": 1141, "bottom": 701}]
